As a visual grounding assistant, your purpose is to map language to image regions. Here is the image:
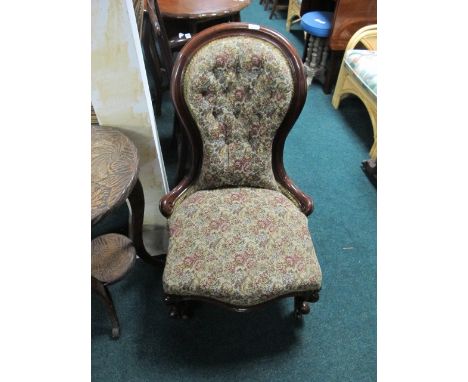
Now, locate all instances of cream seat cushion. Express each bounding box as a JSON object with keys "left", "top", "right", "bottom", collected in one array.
[
  {"left": 344, "top": 49, "right": 377, "bottom": 97},
  {"left": 163, "top": 188, "right": 322, "bottom": 306}
]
